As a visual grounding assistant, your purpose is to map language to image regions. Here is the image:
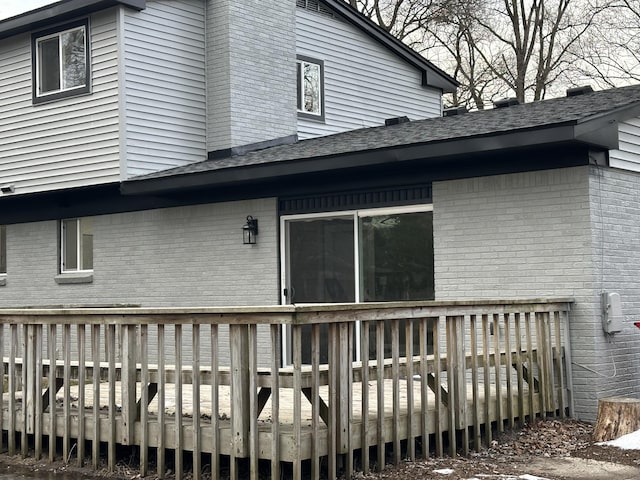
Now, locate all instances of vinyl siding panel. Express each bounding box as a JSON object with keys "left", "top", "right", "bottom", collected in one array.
[
  {"left": 296, "top": 8, "right": 442, "bottom": 139},
  {"left": 123, "top": 0, "right": 206, "bottom": 178},
  {"left": 0, "top": 10, "right": 121, "bottom": 194},
  {"left": 609, "top": 118, "right": 640, "bottom": 172}
]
